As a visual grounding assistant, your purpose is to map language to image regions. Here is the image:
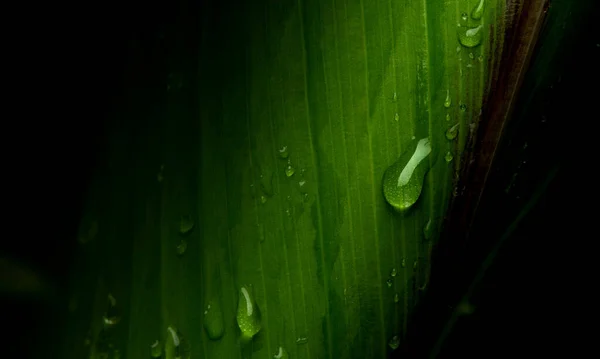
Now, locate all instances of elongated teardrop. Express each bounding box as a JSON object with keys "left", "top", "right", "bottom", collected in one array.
[
  {"left": 236, "top": 286, "right": 261, "bottom": 343},
  {"left": 383, "top": 137, "right": 436, "bottom": 212},
  {"left": 204, "top": 299, "right": 225, "bottom": 340}
]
